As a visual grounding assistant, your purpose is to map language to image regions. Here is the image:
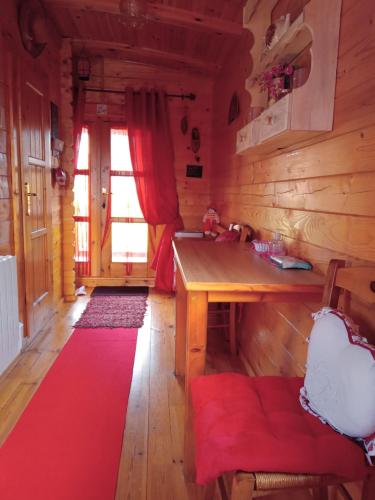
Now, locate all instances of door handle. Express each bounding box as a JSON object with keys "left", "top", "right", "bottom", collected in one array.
[
  {"left": 25, "top": 182, "right": 37, "bottom": 216},
  {"left": 101, "top": 188, "right": 112, "bottom": 209}
]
